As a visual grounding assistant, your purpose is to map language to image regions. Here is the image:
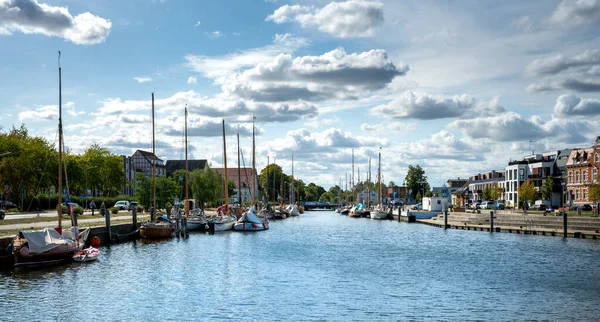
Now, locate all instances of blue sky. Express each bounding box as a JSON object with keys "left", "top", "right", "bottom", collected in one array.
[{"left": 1, "top": 0, "right": 600, "bottom": 189}]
